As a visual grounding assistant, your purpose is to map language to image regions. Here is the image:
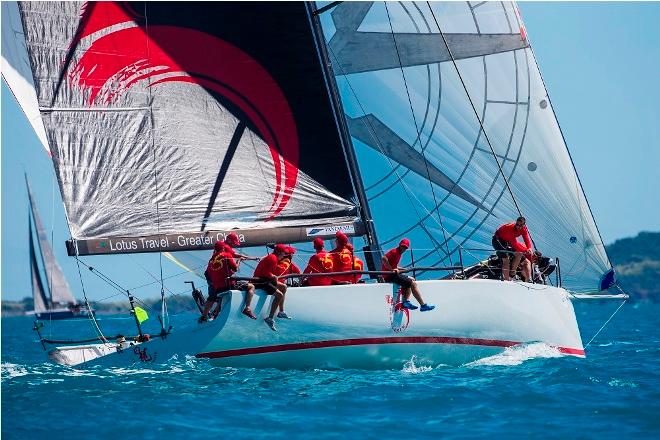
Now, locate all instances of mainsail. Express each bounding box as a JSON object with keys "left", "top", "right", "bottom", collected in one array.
[
  {"left": 316, "top": 1, "right": 613, "bottom": 293},
  {"left": 26, "top": 178, "right": 77, "bottom": 307},
  {"left": 29, "top": 221, "right": 49, "bottom": 314},
  {"left": 8, "top": 2, "right": 361, "bottom": 255}
]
